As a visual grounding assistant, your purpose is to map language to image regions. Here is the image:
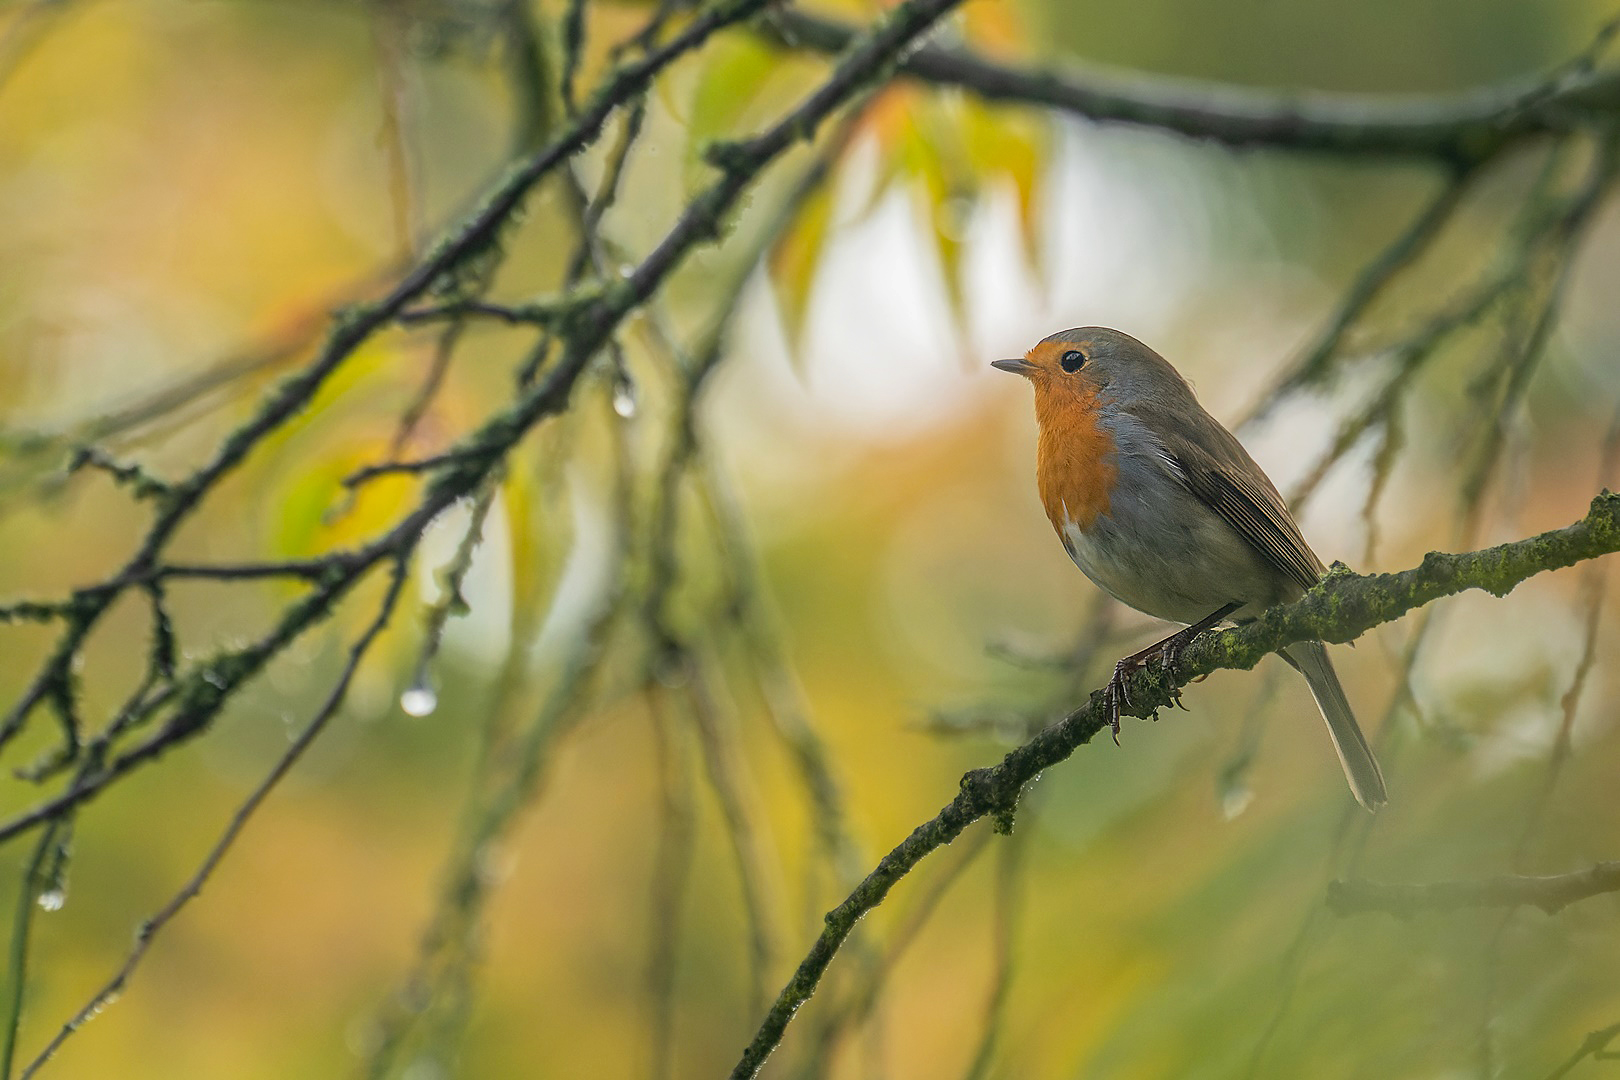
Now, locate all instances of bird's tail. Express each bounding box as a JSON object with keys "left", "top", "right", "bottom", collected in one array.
[{"left": 1280, "top": 640, "right": 1387, "bottom": 812}]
